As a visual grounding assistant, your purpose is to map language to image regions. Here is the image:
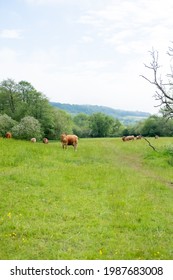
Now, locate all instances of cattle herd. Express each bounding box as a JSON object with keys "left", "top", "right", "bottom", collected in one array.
[
  {"left": 31, "top": 134, "right": 78, "bottom": 150},
  {"left": 122, "top": 135, "right": 142, "bottom": 141},
  {"left": 3, "top": 132, "right": 78, "bottom": 150},
  {"left": 3, "top": 132, "right": 159, "bottom": 150}
]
